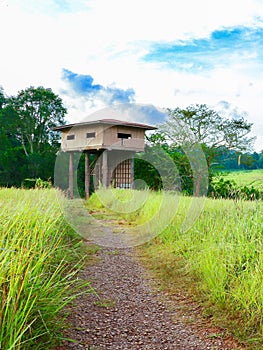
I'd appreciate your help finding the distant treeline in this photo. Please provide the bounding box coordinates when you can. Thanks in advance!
[214,147,263,171]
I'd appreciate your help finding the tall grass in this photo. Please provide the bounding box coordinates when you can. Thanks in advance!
[88,189,263,344]
[222,169,263,191]
[0,188,90,350]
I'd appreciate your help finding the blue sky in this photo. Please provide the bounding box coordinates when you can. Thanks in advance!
[143,27,263,72]
[62,69,135,104]
[0,0,263,151]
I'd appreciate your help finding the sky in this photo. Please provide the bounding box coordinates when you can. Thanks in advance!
[0,0,263,151]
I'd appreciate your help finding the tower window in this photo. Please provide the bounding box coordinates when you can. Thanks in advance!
[67,134,75,140]
[117,132,131,139]
[87,132,96,138]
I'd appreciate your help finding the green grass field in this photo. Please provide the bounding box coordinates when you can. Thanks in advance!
[88,189,263,348]
[2,186,263,348]
[221,169,263,190]
[0,188,91,350]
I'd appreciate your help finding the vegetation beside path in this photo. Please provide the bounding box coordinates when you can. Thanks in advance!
[88,189,263,349]
[0,188,91,350]
[2,187,262,348]
[222,169,263,191]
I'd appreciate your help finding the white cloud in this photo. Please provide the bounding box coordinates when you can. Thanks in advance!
[0,0,263,151]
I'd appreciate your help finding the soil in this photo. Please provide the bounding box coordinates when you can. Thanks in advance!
[56,239,245,350]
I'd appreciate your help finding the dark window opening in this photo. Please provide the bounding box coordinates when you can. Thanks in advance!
[67,134,75,140]
[87,132,96,138]
[117,132,132,139]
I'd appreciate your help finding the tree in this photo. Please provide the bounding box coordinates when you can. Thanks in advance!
[258,151,263,169]
[142,133,194,193]
[6,86,66,156]
[134,133,204,194]
[144,104,255,196]
[161,104,255,168]
[0,86,67,186]
[0,88,26,186]
[0,87,5,109]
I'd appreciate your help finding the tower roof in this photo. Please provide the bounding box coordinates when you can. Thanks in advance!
[52,118,157,131]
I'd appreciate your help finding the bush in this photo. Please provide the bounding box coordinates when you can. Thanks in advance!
[22,177,52,189]
[209,177,263,200]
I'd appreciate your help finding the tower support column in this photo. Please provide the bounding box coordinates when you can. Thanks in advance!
[69,152,74,199]
[85,151,90,199]
[102,150,108,187]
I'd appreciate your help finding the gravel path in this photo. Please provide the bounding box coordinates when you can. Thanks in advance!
[59,243,243,350]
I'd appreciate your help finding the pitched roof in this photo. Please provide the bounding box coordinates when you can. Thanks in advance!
[52,118,157,131]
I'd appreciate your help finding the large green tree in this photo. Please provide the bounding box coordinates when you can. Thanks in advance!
[140,104,255,195]
[0,87,4,109]
[0,86,67,186]
[161,104,255,168]
[7,86,66,156]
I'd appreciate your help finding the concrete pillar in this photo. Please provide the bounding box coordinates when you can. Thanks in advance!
[102,150,108,187]
[131,155,135,189]
[85,152,90,199]
[69,152,74,199]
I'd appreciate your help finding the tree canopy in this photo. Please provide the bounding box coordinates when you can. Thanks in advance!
[5,86,66,156]
[136,104,258,195]
[164,104,254,148]
[159,104,255,168]
[0,86,67,186]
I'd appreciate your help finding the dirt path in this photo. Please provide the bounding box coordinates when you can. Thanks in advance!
[60,241,243,350]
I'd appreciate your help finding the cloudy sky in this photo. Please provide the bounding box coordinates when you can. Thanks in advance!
[1,0,263,151]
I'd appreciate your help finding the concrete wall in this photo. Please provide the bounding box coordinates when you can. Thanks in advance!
[60,124,146,152]
[61,124,104,151]
[103,126,145,151]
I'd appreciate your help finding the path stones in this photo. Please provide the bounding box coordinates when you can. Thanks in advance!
[62,246,241,350]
